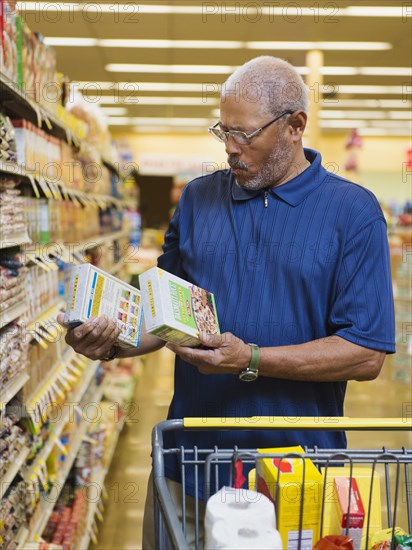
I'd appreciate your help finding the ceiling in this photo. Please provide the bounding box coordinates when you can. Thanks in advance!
[17,0,412,136]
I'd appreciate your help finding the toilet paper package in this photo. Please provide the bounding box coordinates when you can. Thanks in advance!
[204,487,282,549]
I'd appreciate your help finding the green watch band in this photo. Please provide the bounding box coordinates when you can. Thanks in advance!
[239,343,260,382]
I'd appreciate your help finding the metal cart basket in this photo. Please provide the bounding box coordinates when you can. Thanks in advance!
[152,417,412,550]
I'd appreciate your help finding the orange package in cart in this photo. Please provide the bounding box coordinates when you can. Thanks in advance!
[256,446,323,550]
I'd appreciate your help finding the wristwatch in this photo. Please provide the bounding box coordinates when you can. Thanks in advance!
[103,344,119,362]
[239,343,260,382]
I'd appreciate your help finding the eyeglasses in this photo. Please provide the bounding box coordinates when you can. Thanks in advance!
[208,110,294,145]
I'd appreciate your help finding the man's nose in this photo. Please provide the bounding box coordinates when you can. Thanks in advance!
[224,135,242,155]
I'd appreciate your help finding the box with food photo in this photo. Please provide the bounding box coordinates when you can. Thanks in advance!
[64,264,143,348]
[139,267,220,347]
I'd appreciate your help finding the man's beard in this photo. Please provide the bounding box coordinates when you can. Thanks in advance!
[228,134,295,191]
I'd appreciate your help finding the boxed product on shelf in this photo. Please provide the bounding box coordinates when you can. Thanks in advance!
[256,445,323,549]
[0,254,26,313]
[0,184,26,237]
[24,263,58,323]
[0,0,18,82]
[0,479,30,547]
[64,264,143,348]
[0,110,17,163]
[139,267,220,347]
[0,321,29,388]
[0,412,28,478]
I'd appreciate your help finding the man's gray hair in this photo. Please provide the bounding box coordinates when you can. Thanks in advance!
[222,56,309,117]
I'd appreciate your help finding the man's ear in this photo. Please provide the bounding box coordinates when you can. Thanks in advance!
[288,111,307,141]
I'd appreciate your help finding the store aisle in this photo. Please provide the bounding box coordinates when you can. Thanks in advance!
[93,347,175,550]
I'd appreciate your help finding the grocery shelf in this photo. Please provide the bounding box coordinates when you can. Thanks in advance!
[24,359,99,477]
[0,445,31,500]
[25,417,91,542]
[0,301,27,330]
[0,230,31,249]
[0,160,28,179]
[15,525,29,550]
[24,377,104,543]
[78,416,126,549]
[0,72,81,149]
[27,299,65,331]
[72,229,131,253]
[0,372,30,410]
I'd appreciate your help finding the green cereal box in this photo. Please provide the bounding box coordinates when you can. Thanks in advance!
[139,267,220,347]
[64,264,143,348]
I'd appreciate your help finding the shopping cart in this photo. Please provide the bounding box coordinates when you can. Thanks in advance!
[152,417,412,550]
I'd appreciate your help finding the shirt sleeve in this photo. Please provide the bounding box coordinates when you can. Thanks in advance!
[328,217,395,353]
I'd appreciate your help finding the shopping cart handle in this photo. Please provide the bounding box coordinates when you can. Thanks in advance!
[183,416,411,430]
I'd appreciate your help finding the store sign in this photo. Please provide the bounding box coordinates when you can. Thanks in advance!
[138,153,226,176]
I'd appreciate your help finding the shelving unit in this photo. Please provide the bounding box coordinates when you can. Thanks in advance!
[0,372,30,410]
[78,415,126,550]
[1,36,139,547]
[0,301,27,330]
[0,445,31,500]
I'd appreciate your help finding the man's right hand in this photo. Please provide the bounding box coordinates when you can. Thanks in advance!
[57,313,121,361]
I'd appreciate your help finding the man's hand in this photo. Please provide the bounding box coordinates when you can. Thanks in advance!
[166,332,251,375]
[57,313,121,361]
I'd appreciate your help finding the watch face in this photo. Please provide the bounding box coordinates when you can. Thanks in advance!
[240,369,258,382]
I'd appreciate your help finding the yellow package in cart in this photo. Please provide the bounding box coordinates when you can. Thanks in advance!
[256,446,323,550]
[64,264,143,348]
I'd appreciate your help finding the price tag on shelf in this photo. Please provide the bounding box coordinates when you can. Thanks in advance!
[37,176,53,199]
[27,174,41,198]
[52,435,68,456]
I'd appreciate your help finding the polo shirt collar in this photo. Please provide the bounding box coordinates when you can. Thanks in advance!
[231,148,326,206]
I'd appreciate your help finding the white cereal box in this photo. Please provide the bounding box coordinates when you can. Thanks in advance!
[64,264,143,348]
[138,267,220,347]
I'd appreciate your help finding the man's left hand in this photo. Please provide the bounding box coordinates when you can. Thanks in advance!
[166,332,251,375]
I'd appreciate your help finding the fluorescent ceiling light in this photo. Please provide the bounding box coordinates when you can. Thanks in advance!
[99,39,243,49]
[107,117,212,126]
[358,128,412,136]
[99,107,128,115]
[17,4,411,18]
[320,110,412,120]
[131,126,205,133]
[95,96,218,106]
[321,67,411,76]
[106,64,235,74]
[344,7,411,17]
[247,41,391,51]
[321,99,412,108]
[44,37,97,47]
[77,81,204,92]
[334,86,410,94]
[45,37,393,52]
[319,120,368,128]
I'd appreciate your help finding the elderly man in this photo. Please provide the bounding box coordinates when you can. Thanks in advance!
[59,56,395,548]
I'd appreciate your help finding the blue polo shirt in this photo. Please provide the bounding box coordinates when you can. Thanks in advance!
[157,148,395,496]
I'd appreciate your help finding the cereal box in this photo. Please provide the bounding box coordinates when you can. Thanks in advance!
[64,264,143,348]
[256,446,323,550]
[138,267,220,347]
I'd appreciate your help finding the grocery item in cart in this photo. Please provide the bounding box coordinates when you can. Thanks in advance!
[139,267,220,347]
[256,445,323,550]
[64,264,143,348]
[204,486,282,549]
[322,467,382,543]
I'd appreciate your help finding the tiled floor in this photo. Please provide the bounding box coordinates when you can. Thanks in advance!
[93,352,411,550]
